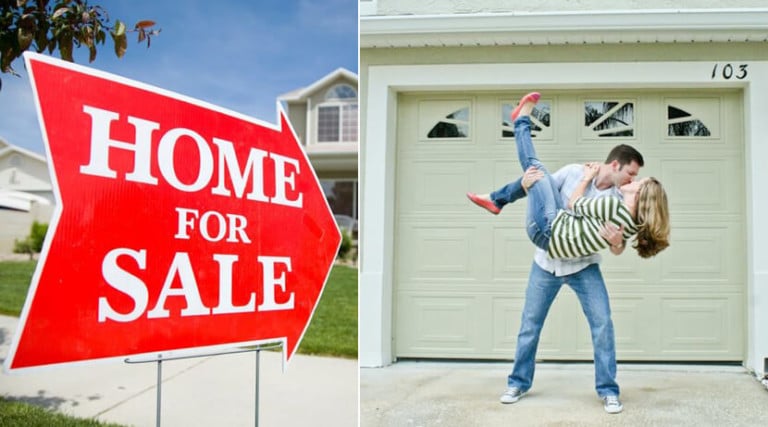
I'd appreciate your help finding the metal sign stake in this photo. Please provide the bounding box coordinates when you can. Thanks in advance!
[125,344,280,427]
[255,348,260,427]
[156,355,162,427]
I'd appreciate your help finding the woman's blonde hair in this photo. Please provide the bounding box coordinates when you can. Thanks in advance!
[633,177,670,258]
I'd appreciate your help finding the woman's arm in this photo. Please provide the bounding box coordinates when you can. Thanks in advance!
[567,163,599,209]
[601,223,626,255]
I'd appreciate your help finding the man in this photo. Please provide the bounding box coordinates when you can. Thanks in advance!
[467,144,644,414]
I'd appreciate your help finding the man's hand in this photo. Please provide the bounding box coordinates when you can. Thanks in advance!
[522,166,545,193]
[600,222,625,255]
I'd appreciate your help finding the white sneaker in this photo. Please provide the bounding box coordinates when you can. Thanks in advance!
[603,395,623,414]
[499,387,526,404]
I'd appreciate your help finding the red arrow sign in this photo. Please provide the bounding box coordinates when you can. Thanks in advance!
[4,52,341,372]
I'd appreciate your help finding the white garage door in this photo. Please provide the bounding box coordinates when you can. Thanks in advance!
[394,90,745,361]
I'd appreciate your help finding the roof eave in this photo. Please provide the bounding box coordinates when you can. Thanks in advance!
[360,8,768,48]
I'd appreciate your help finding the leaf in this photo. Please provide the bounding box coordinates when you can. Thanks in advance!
[112,19,126,37]
[134,20,156,29]
[110,32,127,58]
[59,33,74,62]
[52,7,70,20]
[17,14,36,51]
[17,27,34,51]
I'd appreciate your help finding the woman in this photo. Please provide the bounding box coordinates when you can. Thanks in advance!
[511,92,670,259]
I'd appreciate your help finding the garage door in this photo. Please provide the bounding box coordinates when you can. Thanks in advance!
[394,90,745,361]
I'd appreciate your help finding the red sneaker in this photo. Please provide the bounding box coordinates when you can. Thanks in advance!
[466,192,501,215]
[510,92,541,121]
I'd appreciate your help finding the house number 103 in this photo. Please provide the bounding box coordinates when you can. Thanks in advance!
[711,63,748,80]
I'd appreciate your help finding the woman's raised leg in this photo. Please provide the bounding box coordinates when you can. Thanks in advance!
[512,93,562,250]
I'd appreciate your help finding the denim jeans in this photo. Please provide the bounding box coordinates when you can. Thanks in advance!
[489,177,526,209]
[507,262,620,397]
[489,117,562,216]
[513,116,563,252]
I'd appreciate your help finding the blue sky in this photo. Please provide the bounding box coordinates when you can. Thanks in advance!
[0,0,359,155]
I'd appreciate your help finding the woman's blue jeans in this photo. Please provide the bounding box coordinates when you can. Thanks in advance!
[508,262,620,398]
[513,116,563,251]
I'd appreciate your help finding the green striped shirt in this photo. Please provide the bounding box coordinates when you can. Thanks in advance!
[547,196,637,259]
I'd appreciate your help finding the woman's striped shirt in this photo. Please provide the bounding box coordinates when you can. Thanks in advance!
[547,196,638,259]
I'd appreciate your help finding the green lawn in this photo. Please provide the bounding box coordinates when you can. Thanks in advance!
[0,260,36,317]
[298,264,358,358]
[0,397,124,427]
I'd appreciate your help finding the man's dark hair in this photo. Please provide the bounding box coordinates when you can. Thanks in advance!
[605,144,644,167]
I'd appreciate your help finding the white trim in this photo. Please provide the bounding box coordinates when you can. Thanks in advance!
[278,68,358,102]
[360,9,768,47]
[359,0,377,17]
[0,145,47,163]
[360,61,768,376]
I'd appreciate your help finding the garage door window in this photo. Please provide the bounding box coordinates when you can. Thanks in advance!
[501,101,551,138]
[584,101,634,137]
[667,105,712,137]
[427,107,470,138]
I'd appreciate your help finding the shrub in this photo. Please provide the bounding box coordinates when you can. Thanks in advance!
[338,229,352,259]
[12,221,49,260]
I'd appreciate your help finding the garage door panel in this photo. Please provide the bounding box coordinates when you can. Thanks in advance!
[491,223,540,282]
[659,296,742,358]
[660,157,742,214]
[397,223,480,282]
[395,294,480,356]
[491,297,526,354]
[535,291,583,357]
[611,297,658,358]
[398,159,477,213]
[659,223,743,286]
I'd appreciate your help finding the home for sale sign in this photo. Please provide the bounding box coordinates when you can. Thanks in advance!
[4,52,341,372]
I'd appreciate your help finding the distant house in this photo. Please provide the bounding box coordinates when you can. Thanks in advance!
[0,137,54,254]
[279,68,359,237]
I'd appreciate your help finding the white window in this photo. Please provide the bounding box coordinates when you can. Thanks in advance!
[317,84,358,143]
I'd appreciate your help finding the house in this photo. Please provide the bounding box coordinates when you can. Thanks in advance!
[279,67,359,237]
[359,0,768,384]
[0,137,54,254]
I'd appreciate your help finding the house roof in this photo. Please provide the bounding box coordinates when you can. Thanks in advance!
[278,68,358,102]
[361,8,768,48]
[0,143,47,164]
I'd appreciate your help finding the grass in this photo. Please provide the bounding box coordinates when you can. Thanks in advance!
[0,259,36,316]
[0,397,124,427]
[298,264,357,358]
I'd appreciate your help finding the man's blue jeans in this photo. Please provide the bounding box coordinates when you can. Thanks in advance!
[507,262,620,398]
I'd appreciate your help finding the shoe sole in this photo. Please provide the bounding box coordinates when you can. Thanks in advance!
[510,92,541,121]
[466,192,500,215]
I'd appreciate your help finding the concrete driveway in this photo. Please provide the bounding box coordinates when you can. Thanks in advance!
[361,361,768,426]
